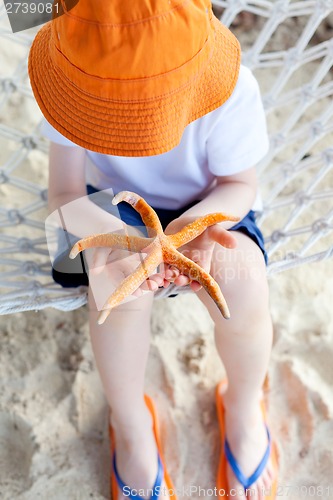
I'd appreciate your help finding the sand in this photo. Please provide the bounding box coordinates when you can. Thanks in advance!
[1,8,333,500]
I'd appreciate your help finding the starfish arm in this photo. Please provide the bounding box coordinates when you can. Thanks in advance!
[112,191,163,237]
[98,246,163,324]
[168,213,240,248]
[69,233,152,259]
[164,249,230,319]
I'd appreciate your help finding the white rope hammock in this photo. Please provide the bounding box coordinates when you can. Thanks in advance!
[0,0,332,315]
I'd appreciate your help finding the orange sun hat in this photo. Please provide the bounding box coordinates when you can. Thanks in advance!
[28,0,241,157]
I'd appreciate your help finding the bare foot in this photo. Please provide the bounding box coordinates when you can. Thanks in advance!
[221,392,277,499]
[111,407,170,500]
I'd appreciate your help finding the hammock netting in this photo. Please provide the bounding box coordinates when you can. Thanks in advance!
[0,0,332,315]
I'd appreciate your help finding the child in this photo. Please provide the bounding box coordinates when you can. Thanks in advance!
[29,0,278,498]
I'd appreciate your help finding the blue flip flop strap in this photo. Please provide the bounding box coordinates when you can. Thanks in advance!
[113,451,164,500]
[225,425,271,490]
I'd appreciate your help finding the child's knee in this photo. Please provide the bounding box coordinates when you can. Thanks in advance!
[211,249,269,307]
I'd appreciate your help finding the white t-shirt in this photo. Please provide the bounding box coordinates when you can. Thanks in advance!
[41,65,269,211]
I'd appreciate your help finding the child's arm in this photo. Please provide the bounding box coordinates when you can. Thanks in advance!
[48,142,163,291]
[161,167,257,289]
[48,142,129,238]
[179,167,257,228]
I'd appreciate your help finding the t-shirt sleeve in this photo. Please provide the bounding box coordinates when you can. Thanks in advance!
[206,65,269,176]
[40,119,80,147]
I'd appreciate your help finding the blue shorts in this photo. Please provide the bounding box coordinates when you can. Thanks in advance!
[52,185,267,288]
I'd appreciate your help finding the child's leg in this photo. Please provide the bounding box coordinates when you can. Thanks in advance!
[197,232,276,499]
[88,289,169,499]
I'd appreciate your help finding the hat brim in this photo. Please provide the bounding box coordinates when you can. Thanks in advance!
[28,16,240,157]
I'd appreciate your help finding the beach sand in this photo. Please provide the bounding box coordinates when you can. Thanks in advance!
[1,10,333,500]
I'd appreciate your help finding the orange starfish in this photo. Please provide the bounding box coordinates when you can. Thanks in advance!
[69,191,239,325]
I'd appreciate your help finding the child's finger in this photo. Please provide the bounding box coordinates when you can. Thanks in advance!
[190,280,202,292]
[209,226,237,249]
[90,248,110,275]
[146,273,164,287]
[139,279,159,291]
[174,274,191,286]
[165,265,180,281]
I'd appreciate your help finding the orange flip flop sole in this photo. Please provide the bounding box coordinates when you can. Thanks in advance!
[215,379,279,499]
[109,394,177,500]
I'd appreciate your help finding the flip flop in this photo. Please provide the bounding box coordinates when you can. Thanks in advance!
[215,379,279,499]
[109,394,177,500]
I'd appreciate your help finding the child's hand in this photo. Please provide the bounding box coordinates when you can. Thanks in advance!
[89,246,164,293]
[156,216,237,291]
[84,225,163,307]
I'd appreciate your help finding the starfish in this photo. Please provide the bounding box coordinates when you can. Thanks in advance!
[69,191,239,325]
